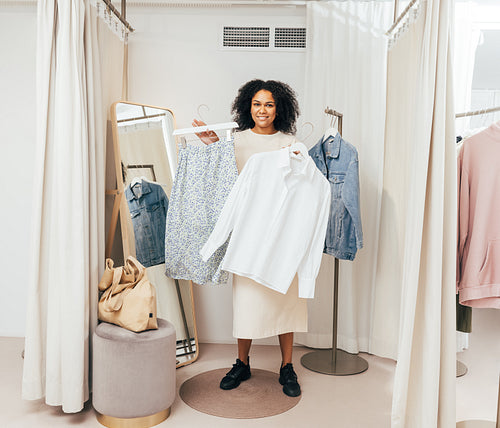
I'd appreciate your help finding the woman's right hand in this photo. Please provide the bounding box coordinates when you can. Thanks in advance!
[192,119,220,145]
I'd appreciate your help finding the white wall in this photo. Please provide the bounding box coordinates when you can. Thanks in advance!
[127,5,307,128]
[126,4,307,345]
[0,5,37,337]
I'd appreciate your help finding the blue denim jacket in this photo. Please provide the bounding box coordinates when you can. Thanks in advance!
[309,133,363,260]
[125,179,169,268]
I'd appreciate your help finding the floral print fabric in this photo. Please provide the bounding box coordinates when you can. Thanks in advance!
[164,138,238,284]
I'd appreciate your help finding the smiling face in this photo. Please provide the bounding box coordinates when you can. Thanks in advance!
[250,90,277,134]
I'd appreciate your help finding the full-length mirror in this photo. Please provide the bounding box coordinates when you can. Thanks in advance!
[110,101,198,367]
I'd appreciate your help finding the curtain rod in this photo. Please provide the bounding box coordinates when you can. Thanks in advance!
[386,0,418,35]
[101,0,135,32]
[0,1,135,31]
[455,106,500,118]
[127,0,307,6]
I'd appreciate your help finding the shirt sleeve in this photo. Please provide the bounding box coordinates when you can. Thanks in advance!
[199,157,254,261]
[456,145,469,289]
[342,158,363,250]
[296,182,331,298]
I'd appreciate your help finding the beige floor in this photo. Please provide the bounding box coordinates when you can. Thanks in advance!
[1,308,498,428]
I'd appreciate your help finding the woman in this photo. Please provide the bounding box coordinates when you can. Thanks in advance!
[194,79,304,397]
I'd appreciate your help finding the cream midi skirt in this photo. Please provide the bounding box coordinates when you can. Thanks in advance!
[232,274,308,339]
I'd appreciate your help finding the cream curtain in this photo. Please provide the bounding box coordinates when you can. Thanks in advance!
[296,1,395,357]
[454,1,481,137]
[453,1,481,353]
[385,1,456,426]
[22,1,124,413]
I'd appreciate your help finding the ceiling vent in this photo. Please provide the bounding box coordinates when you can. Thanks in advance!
[223,27,270,48]
[274,27,306,48]
[222,26,306,50]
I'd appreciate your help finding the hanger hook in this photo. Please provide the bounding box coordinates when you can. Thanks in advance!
[325,106,337,128]
[197,104,210,123]
[299,121,314,142]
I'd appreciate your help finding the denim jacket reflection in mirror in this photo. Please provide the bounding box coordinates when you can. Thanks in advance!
[308,133,363,261]
[125,179,169,268]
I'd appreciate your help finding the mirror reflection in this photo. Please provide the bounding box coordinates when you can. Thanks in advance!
[112,101,198,367]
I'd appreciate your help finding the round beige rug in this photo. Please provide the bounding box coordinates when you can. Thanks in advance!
[179,368,301,418]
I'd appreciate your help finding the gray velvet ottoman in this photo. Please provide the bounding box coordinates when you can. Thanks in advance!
[92,318,176,428]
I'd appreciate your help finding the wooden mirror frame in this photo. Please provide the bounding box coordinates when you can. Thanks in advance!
[107,100,199,368]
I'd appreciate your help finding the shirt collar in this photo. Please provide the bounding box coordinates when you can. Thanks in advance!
[277,142,315,179]
[126,179,152,201]
[322,132,341,159]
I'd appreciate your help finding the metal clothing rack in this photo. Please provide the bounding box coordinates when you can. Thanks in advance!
[455,107,470,379]
[455,106,500,428]
[454,106,499,377]
[301,108,369,376]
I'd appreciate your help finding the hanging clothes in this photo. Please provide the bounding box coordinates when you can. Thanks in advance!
[457,120,500,308]
[200,142,330,299]
[164,138,238,285]
[125,179,169,268]
[308,132,363,260]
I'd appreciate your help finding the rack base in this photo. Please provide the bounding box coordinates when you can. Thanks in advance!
[301,349,368,376]
[457,360,468,377]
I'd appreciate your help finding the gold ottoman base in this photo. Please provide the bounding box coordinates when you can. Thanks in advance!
[96,407,170,428]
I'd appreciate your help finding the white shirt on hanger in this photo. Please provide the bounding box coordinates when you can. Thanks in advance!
[200,143,331,299]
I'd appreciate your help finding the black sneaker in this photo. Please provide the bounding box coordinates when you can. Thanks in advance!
[220,358,251,390]
[279,363,301,397]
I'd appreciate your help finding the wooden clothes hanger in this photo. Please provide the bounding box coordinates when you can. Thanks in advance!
[172,122,239,137]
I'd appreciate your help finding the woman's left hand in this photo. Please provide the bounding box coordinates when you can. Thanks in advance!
[192,119,220,145]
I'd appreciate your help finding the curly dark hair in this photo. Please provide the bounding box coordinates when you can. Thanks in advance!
[231,79,300,134]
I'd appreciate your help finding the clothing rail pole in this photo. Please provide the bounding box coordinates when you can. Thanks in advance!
[332,114,343,366]
[301,109,368,376]
[455,105,500,118]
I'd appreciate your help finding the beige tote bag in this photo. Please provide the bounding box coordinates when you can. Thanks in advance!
[98,256,158,332]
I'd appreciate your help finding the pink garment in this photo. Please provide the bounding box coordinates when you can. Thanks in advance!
[457,121,500,308]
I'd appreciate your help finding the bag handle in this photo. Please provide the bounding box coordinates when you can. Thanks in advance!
[100,257,146,312]
[125,256,146,282]
[98,258,115,291]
